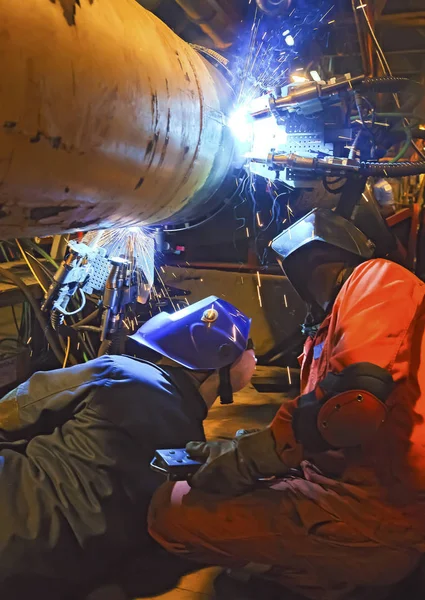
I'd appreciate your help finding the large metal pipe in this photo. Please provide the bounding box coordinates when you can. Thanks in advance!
[0,0,235,240]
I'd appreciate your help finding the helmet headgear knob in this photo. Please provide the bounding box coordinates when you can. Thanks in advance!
[202,308,219,324]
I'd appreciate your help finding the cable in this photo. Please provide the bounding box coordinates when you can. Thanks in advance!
[24,252,55,281]
[15,239,48,294]
[24,302,31,344]
[10,306,21,339]
[0,337,26,347]
[71,308,100,328]
[323,176,348,194]
[359,77,424,98]
[74,325,102,333]
[412,141,425,162]
[359,160,425,177]
[357,5,391,74]
[21,244,82,361]
[58,335,77,366]
[0,265,64,365]
[391,128,412,163]
[24,239,59,269]
[163,171,248,232]
[62,336,71,368]
[98,339,112,357]
[0,244,8,263]
[79,331,96,360]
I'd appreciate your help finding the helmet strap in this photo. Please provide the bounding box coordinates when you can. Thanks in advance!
[218,365,233,405]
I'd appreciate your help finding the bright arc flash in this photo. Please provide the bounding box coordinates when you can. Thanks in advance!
[228,105,253,144]
[230,99,287,161]
[250,115,287,159]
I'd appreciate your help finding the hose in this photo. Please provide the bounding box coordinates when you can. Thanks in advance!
[75,325,102,334]
[51,309,64,331]
[24,239,59,269]
[98,339,112,357]
[391,128,412,163]
[359,161,425,177]
[359,76,424,95]
[71,308,100,329]
[110,328,127,355]
[62,336,71,368]
[0,265,64,365]
[358,77,425,112]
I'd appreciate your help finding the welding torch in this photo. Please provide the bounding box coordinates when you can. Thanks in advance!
[41,249,84,313]
[254,153,361,176]
[100,258,138,341]
[251,74,365,119]
[254,152,425,179]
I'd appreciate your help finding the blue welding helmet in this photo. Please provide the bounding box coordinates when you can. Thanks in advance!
[130,296,251,371]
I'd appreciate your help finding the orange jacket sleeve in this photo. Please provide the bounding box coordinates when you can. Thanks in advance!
[270,259,425,466]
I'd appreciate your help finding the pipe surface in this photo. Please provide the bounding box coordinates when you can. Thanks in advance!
[0,0,234,240]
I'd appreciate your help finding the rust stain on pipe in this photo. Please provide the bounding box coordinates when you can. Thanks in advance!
[50,0,78,27]
[0,0,234,240]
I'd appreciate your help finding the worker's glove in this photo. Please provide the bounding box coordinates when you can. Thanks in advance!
[186,428,288,496]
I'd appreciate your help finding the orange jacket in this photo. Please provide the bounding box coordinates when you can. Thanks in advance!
[271,258,425,548]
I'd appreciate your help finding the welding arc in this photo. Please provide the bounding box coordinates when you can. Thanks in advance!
[0,266,64,365]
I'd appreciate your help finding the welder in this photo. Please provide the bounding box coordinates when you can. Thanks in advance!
[0,296,256,600]
[149,208,425,600]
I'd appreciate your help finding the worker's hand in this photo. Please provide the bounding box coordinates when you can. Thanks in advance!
[186,428,289,496]
[186,439,242,495]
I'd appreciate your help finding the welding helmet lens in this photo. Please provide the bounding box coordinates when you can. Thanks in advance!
[271,208,375,302]
[130,296,251,371]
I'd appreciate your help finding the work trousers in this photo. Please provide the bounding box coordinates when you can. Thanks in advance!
[149,475,421,600]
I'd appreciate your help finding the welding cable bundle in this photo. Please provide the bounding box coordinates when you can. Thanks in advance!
[0,239,126,368]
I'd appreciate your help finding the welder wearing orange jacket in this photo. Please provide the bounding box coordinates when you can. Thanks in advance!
[149,207,425,600]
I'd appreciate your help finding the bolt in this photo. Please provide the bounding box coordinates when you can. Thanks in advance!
[357,394,363,402]
[202,308,219,324]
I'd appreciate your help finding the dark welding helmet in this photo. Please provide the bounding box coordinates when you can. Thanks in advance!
[271,208,375,302]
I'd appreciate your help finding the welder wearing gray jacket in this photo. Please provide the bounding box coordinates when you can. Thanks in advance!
[0,296,255,600]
